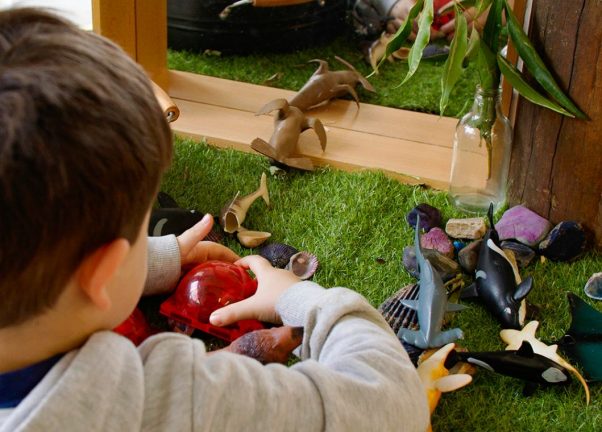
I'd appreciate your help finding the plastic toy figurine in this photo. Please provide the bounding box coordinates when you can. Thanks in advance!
[397,215,465,349]
[446,341,571,397]
[251,99,326,171]
[160,261,265,342]
[219,172,271,247]
[217,325,304,365]
[501,320,590,404]
[288,56,375,111]
[149,192,223,243]
[113,307,156,346]
[219,0,325,20]
[461,203,533,329]
[416,343,472,432]
[556,293,602,383]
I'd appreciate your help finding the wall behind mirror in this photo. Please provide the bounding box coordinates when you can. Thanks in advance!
[0,0,92,29]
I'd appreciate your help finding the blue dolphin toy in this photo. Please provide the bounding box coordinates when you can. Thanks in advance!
[397,215,465,349]
[462,203,533,329]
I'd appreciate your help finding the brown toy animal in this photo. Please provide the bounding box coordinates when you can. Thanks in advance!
[252,98,326,171]
[219,326,304,365]
[289,56,375,111]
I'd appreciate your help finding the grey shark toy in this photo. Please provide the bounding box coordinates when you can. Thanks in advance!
[397,216,465,349]
[462,204,533,329]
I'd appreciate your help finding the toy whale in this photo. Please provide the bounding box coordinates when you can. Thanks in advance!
[288,56,375,111]
[461,203,533,329]
[251,99,326,171]
[397,215,465,349]
[446,341,571,397]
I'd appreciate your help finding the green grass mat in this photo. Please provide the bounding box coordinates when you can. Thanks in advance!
[160,137,602,431]
[168,35,479,117]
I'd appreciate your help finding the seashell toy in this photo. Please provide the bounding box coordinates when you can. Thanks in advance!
[258,243,300,269]
[285,251,319,280]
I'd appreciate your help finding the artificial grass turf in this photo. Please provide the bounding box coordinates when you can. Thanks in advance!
[160,137,602,432]
[167,34,479,117]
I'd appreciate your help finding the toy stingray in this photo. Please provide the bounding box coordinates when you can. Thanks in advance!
[555,293,602,383]
[252,99,326,171]
[288,56,375,111]
[461,203,533,329]
[219,172,271,248]
[416,343,472,432]
[500,320,590,404]
[397,215,465,349]
[445,341,572,397]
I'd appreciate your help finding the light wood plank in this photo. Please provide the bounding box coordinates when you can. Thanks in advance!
[135,0,168,88]
[92,0,136,58]
[168,70,457,148]
[171,98,452,189]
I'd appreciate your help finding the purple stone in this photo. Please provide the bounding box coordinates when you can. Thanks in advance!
[420,227,454,258]
[538,221,589,262]
[406,203,442,231]
[495,205,553,247]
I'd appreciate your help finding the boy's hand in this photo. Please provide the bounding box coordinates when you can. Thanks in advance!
[209,255,300,326]
[177,214,239,267]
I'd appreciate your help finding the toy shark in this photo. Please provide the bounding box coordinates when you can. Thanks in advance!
[416,343,472,431]
[288,56,375,111]
[251,99,326,171]
[501,320,590,404]
[461,203,533,329]
[397,216,465,349]
[220,173,271,248]
[446,341,571,397]
[556,293,602,383]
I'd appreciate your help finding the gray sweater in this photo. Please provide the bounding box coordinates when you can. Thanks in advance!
[0,236,429,431]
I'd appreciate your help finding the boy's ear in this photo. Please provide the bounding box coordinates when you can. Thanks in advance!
[76,239,131,310]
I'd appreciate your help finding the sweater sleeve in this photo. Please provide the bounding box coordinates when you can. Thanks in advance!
[138,282,429,432]
[143,235,181,296]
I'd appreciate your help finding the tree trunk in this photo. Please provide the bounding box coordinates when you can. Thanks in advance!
[508,0,602,249]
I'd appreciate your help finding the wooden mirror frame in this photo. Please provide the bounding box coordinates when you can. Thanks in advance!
[92,0,528,190]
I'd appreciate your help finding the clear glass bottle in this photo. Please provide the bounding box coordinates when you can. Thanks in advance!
[449,86,513,213]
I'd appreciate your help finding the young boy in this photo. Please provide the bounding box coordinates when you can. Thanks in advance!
[0,8,428,431]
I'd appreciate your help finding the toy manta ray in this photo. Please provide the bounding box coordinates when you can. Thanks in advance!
[397,215,465,349]
[445,341,571,397]
[501,320,590,404]
[461,203,533,329]
[555,293,602,383]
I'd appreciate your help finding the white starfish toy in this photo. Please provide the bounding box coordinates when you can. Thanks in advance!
[500,320,590,404]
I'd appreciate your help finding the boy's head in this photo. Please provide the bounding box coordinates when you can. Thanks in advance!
[0,8,173,328]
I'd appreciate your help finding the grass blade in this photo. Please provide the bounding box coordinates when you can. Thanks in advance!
[372,0,424,75]
[504,1,587,119]
[497,53,574,117]
[400,0,435,86]
[440,5,468,115]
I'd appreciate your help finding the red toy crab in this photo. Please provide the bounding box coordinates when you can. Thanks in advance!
[113,307,156,346]
[160,261,265,342]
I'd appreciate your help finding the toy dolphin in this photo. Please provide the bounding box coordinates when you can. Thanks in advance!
[446,341,571,397]
[251,99,326,171]
[288,56,375,111]
[501,320,590,404]
[149,192,223,242]
[461,203,533,329]
[397,216,465,349]
[220,173,271,248]
[556,293,602,383]
[416,343,472,432]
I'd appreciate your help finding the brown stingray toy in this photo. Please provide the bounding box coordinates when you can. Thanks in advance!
[288,56,375,111]
[219,326,304,364]
[252,98,326,171]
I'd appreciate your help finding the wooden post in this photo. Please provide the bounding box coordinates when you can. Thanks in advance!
[508,0,602,248]
[92,0,167,88]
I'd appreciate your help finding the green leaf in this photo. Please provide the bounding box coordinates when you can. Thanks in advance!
[497,53,574,117]
[504,1,587,119]
[399,0,435,86]
[476,36,499,90]
[463,26,481,67]
[440,5,468,115]
[476,0,494,15]
[437,0,476,15]
[482,0,504,55]
[372,0,424,74]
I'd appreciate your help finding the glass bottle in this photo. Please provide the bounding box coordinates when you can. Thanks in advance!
[449,86,513,213]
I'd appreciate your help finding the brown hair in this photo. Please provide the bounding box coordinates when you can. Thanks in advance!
[0,8,173,327]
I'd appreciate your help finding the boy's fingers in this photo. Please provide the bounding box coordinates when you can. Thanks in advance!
[210,297,256,327]
[202,243,240,263]
[177,214,213,251]
[234,255,273,273]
